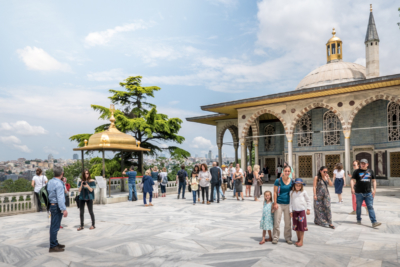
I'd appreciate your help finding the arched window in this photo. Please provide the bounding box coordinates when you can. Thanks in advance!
[297,113,312,147]
[264,125,275,151]
[324,111,341,146]
[388,102,400,141]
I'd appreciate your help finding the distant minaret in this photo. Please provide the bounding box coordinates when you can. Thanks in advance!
[365,4,380,78]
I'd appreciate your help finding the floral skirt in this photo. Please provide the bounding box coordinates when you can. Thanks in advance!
[292,210,308,232]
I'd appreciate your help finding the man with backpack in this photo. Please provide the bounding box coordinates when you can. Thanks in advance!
[47,166,68,252]
[209,162,221,203]
[123,166,137,201]
[176,165,188,199]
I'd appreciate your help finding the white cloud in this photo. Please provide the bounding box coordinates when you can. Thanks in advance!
[87,68,127,82]
[160,144,168,149]
[0,136,31,153]
[0,121,48,136]
[17,46,71,72]
[43,146,59,155]
[0,136,21,144]
[354,58,366,67]
[13,145,31,153]
[190,136,214,149]
[84,21,150,46]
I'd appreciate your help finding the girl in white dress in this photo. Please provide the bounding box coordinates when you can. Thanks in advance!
[259,191,274,244]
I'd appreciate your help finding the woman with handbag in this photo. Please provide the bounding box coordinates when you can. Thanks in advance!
[244,166,253,197]
[31,168,47,212]
[77,170,96,231]
[234,166,244,201]
[253,165,262,201]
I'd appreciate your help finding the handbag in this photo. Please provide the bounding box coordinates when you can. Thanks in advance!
[188,181,192,192]
[257,178,263,186]
[74,195,80,209]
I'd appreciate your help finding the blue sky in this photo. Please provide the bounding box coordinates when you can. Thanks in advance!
[0,0,399,161]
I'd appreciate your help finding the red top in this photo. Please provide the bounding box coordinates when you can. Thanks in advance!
[65,183,71,192]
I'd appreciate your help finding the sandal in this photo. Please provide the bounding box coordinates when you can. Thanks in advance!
[259,240,265,245]
[77,227,84,231]
[329,225,335,229]
[89,226,96,230]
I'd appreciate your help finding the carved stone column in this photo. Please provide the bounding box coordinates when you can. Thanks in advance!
[254,140,259,166]
[287,134,293,167]
[343,130,351,178]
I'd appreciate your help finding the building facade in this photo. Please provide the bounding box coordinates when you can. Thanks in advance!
[187,6,400,186]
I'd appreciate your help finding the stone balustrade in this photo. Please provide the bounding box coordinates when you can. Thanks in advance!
[0,191,36,216]
[0,179,184,216]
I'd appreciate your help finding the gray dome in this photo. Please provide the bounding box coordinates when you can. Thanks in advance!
[296,60,366,90]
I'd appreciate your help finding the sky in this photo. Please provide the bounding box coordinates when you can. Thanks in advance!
[0,0,399,161]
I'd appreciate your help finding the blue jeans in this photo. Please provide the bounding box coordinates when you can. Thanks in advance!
[213,186,225,200]
[160,184,166,193]
[233,179,236,196]
[128,183,137,201]
[356,192,376,223]
[192,190,197,203]
[178,182,186,198]
[49,204,63,248]
[143,192,152,204]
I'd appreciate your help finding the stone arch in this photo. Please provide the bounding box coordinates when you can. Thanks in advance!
[289,102,346,133]
[241,108,287,138]
[218,123,239,146]
[347,94,400,129]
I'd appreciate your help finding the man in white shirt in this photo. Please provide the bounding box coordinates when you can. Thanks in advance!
[31,168,48,212]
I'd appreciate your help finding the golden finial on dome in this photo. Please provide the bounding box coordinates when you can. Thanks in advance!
[84,139,88,147]
[370,4,372,12]
[332,28,336,36]
[137,141,141,147]
[109,104,116,129]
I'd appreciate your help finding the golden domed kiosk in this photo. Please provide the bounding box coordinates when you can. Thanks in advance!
[73,104,150,200]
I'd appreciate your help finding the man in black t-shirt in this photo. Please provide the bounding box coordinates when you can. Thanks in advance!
[262,166,269,182]
[351,159,381,228]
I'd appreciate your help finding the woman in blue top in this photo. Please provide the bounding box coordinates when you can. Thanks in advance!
[272,165,293,244]
[151,166,159,199]
[280,162,295,179]
[143,170,155,207]
[77,169,96,231]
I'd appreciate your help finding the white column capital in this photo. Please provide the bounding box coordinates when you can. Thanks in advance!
[343,130,351,139]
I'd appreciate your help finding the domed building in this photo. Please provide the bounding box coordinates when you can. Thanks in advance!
[187,5,400,186]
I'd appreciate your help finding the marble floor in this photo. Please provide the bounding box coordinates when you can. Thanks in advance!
[0,185,400,267]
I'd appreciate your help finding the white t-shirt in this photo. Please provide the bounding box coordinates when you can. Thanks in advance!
[277,167,283,173]
[32,175,48,193]
[333,169,344,178]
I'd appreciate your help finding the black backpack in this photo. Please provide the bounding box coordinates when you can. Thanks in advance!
[178,170,185,182]
[157,172,162,182]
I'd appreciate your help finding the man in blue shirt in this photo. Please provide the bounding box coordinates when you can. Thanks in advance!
[47,166,68,252]
[123,166,137,201]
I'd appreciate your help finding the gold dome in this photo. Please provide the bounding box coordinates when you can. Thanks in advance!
[326,28,343,63]
[327,28,342,42]
[74,105,149,152]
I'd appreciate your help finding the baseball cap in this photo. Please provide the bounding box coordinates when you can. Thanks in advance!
[360,159,368,164]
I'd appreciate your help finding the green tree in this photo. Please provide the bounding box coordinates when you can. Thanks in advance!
[14,178,33,192]
[70,76,190,173]
[25,161,30,164]
[1,179,15,192]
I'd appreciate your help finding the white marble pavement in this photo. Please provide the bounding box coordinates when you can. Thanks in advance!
[0,185,400,267]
